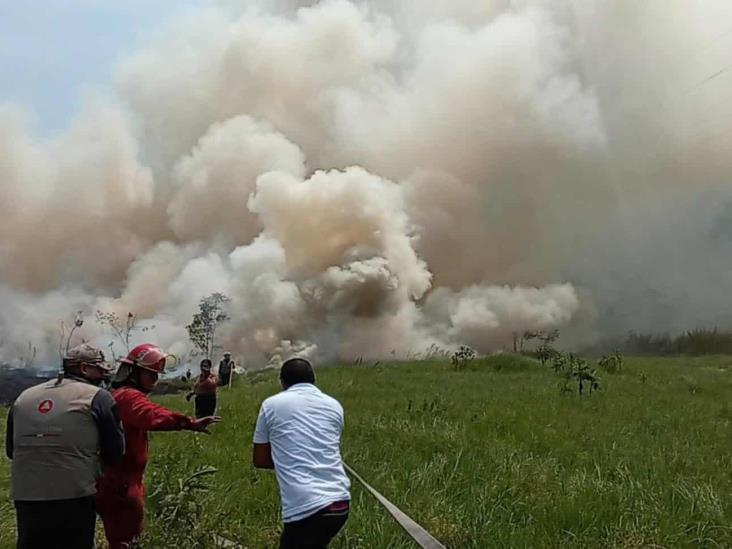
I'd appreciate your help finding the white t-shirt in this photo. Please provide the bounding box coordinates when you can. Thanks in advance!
[253,383,351,522]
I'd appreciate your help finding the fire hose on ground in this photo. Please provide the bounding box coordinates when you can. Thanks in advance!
[344,463,447,549]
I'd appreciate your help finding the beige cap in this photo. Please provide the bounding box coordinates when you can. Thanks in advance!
[65,343,113,371]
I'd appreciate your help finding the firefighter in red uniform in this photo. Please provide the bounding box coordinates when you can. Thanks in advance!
[96,343,220,548]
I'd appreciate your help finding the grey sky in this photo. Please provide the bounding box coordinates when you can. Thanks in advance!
[0,0,207,134]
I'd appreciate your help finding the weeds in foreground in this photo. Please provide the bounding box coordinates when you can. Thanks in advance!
[139,466,219,547]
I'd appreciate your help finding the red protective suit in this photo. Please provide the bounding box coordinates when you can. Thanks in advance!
[96,386,193,548]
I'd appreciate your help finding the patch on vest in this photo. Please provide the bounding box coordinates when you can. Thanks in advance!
[37,399,54,414]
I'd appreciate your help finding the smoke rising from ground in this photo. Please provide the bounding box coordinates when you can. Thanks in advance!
[2,0,731,367]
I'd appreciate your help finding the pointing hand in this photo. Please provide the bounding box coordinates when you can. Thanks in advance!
[190,415,222,434]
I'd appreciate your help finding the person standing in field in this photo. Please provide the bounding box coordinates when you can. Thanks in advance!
[192,358,218,418]
[253,357,351,549]
[5,344,124,549]
[96,343,221,549]
[218,351,235,387]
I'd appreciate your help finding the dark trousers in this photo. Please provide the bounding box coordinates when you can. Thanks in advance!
[219,370,231,386]
[194,393,217,418]
[280,501,349,549]
[15,495,96,549]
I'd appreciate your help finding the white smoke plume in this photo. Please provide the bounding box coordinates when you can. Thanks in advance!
[2,0,731,367]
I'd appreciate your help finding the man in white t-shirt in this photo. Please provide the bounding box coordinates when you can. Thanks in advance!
[253,358,351,549]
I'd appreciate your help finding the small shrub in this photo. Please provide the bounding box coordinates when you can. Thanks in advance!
[569,357,601,397]
[550,352,600,397]
[535,331,563,367]
[598,350,624,373]
[141,466,220,547]
[450,345,476,371]
[549,352,569,374]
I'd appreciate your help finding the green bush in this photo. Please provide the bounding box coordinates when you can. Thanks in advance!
[598,351,624,373]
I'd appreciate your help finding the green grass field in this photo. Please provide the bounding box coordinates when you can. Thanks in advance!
[3,355,732,548]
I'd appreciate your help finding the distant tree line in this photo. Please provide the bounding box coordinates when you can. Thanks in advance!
[589,328,732,356]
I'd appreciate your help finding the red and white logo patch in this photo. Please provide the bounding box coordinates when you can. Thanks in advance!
[37,399,54,414]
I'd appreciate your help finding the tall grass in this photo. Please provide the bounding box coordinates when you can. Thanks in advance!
[3,355,732,547]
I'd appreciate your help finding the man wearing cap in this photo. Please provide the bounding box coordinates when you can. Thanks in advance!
[218,351,235,387]
[5,343,124,549]
[96,343,220,549]
[253,357,351,548]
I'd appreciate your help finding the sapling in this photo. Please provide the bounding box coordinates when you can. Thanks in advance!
[186,293,231,360]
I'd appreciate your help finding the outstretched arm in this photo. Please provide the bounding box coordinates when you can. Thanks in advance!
[117,390,220,433]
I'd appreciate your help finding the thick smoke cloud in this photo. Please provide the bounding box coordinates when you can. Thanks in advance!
[2,0,731,367]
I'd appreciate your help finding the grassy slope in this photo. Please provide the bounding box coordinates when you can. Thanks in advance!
[2,355,732,548]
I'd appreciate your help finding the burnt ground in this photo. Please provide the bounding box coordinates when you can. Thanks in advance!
[0,368,189,406]
[0,368,54,406]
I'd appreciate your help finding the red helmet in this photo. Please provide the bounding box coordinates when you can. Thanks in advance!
[120,343,168,374]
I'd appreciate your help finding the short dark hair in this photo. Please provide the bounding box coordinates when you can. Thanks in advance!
[62,359,83,376]
[280,358,315,388]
